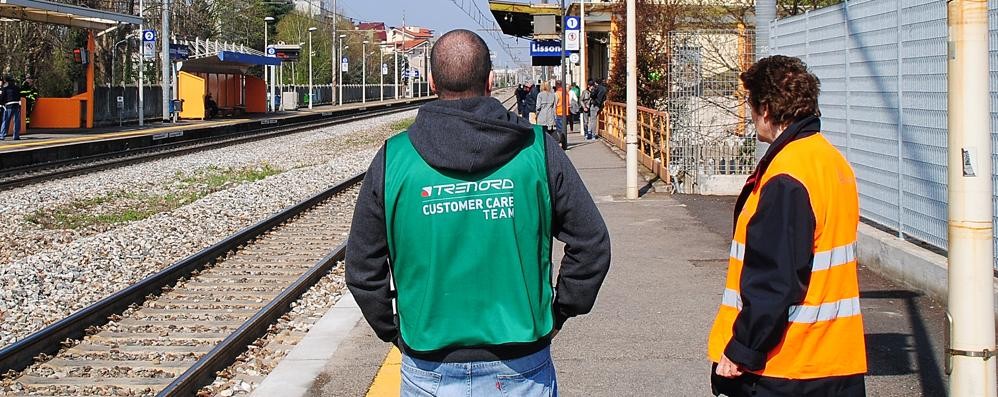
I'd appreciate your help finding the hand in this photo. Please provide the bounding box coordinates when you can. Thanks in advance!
[715,355,744,379]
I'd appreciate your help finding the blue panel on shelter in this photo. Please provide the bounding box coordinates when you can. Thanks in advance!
[217,51,281,66]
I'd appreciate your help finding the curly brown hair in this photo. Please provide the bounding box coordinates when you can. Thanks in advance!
[740,55,821,126]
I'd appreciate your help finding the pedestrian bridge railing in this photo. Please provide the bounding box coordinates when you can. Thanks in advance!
[601,101,672,190]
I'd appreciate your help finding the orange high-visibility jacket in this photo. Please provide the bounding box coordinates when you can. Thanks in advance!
[555,89,569,116]
[707,117,867,380]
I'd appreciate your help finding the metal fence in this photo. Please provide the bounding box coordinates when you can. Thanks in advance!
[88,83,431,126]
[667,30,757,194]
[769,0,960,255]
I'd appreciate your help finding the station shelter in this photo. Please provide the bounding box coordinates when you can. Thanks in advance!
[489,0,613,84]
[176,48,279,120]
[0,0,142,129]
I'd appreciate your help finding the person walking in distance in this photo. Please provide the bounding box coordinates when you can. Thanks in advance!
[346,29,611,397]
[708,55,866,396]
[587,79,607,140]
[0,76,22,141]
[19,76,37,127]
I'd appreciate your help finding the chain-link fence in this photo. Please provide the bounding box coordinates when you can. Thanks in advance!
[667,30,756,194]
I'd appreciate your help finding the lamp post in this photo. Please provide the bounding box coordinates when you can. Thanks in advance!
[308,26,316,109]
[394,44,399,99]
[379,42,386,102]
[362,40,369,103]
[338,35,346,105]
[264,16,275,112]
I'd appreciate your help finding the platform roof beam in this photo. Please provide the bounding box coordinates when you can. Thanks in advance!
[0,0,141,30]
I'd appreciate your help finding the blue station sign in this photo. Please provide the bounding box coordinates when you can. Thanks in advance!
[530,40,562,57]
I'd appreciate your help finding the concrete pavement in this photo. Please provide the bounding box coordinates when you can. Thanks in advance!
[292,134,949,396]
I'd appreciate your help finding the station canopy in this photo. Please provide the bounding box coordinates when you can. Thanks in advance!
[0,0,141,29]
[180,51,281,75]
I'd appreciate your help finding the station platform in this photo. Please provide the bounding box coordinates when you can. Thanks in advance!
[0,97,427,158]
[251,133,949,396]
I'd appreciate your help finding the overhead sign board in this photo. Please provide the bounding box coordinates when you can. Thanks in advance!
[169,44,190,60]
[530,40,562,57]
[271,44,301,62]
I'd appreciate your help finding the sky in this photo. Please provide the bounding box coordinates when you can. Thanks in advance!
[338,0,532,68]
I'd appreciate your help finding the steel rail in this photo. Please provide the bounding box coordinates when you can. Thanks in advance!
[0,172,364,376]
[0,100,430,190]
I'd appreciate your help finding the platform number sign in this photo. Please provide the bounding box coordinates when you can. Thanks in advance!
[142,30,156,61]
[564,16,581,52]
[341,57,349,72]
[267,47,277,56]
[382,63,388,75]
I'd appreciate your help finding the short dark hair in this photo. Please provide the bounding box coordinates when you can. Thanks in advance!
[430,30,492,97]
[740,55,821,126]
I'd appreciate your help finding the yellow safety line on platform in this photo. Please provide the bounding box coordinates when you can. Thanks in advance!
[366,346,402,397]
[0,119,249,150]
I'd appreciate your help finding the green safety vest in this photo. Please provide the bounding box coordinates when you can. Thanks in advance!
[384,126,554,352]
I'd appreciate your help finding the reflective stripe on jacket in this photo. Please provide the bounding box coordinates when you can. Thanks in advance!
[707,116,867,380]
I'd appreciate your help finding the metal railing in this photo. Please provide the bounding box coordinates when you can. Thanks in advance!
[601,101,672,189]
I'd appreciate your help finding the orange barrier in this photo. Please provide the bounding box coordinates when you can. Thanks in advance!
[178,72,206,120]
[31,97,84,128]
[27,32,95,129]
[245,77,266,113]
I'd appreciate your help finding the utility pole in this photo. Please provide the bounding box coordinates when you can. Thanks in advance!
[559,0,567,137]
[947,1,997,396]
[138,0,144,126]
[332,0,337,105]
[579,0,586,136]
[160,0,170,122]
[625,0,638,199]
[394,46,399,99]
[754,0,776,159]
[362,40,368,103]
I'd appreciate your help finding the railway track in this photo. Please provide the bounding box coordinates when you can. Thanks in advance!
[0,174,363,397]
[0,89,519,397]
[0,100,431,190]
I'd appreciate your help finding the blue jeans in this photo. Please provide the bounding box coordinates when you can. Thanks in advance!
[555,116,565,135]
[1,104,20,140]
[401,346,557,397]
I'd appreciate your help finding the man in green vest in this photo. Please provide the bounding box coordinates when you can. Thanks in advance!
[346,29,611,397]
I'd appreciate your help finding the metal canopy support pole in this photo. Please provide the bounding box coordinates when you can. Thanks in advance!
[138,0,144,126]
[625,0,638,199]
[947,1,997,396]
[160,0,170,122]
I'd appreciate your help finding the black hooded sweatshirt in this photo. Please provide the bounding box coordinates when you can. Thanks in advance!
[345,96,611,362]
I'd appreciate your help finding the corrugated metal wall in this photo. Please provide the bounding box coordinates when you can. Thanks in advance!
[769,0,957,255]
